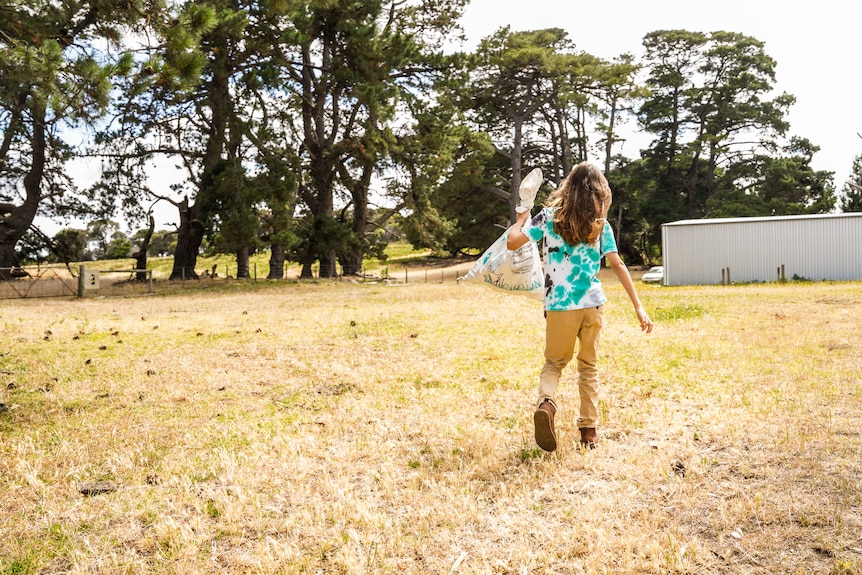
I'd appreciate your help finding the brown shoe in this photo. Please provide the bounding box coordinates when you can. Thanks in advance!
[534,400,557,452]
[579,427,598,449]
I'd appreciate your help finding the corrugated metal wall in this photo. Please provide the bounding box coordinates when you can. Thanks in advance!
[661,214,862,285]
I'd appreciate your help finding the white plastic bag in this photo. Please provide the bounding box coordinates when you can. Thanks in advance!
[458,227,544,301]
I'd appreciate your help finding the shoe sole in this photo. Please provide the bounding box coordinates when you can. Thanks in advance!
[534,409,557,452]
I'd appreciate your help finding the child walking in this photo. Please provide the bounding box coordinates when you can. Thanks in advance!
[507,162,653,451]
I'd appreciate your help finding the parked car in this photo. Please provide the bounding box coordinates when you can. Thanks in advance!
[641,266,664,284]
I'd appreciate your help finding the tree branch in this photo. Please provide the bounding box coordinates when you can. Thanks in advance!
[476,186,511,201]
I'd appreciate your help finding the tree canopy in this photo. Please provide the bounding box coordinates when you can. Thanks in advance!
[2,4,849,274]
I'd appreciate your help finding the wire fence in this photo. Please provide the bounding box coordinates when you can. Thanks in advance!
[1,261,475,300]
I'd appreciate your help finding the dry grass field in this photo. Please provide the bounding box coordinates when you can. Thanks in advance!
[1,272,861,574]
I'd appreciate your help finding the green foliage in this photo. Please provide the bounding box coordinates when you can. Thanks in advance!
[12,230,49,265]
[202,159,262,257]
[104,237,131,259]
[392,99,493,254]
[840,153,862,212]
[282,0,469,273]
[605,157,654,265]
[706,138,836,218]
[132,228,176,258]
[0,0,167,267]
[2,3,846,274]
[634,29,832,259]
[51,229,88,263]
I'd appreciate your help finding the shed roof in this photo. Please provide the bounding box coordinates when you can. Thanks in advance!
[663,212,862,227]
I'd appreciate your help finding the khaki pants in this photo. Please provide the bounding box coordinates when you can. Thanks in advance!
[537,306,603,429]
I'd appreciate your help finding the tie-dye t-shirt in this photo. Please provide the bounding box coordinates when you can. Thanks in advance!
[524,207,618,311]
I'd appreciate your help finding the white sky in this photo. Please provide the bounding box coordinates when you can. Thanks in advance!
[456,0,862,188]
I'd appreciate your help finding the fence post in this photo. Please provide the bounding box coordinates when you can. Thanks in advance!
[77,265,85,298]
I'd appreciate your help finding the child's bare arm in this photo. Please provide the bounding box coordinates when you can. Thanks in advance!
[506,210,531,250]
[606,252,653,333]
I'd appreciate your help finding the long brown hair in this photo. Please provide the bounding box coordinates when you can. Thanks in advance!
[547,162,612,245]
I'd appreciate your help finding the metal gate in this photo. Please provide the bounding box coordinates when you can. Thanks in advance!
[0,266,78,299]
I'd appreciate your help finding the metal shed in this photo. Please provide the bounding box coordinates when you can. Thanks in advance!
[660,213,862,286]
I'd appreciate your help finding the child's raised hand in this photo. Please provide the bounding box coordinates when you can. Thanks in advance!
[516,168,543,214]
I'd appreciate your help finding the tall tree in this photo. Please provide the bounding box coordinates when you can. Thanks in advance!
[131,214,155,281]
[840,152,862,212]
[706,138,835,217]
[0,0,155,276]
[89,1,219,279]
[463,27,572,222]
[637,30,798,248]
[535,47,607,183]
[587,55,646,254]
[279,0,466,277]
[637,29,707,237]
[392,82,494,255]
[96,0,294,280]
[592,55,645,175]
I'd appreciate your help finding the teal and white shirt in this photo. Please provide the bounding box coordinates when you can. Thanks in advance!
[524,207,618,311]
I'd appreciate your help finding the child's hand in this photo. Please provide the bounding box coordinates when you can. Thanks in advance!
[516,168,543,214]
[637,307,653,333]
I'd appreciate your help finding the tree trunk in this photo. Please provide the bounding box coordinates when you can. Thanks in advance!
[170,197,204,280]
[341,253,361,276]
[685,151,701,219]
[0,207,36,276]
[615,202,624,253]
[340,155,374,276]
[556,107,573,179]
[268,242,285,279]
[575,106,588,161]
[298,26,345,280]
[0,103,45,277]
[0,242,17,278]
[235,246,249,278]
[319,251,336,278]
[133,215,155,281]
[300,250,315,278]
[508,116,524,223]
[603,97,618,175]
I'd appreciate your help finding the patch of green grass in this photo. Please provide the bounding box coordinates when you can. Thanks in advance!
[2,558,35,575]
[501,416,520,430]
[832,558,859,575]
[204,499,221,519]
[651,303,706,321]
[518,446,546,460]
[412,377,443,389]
[79,241,437,281]
[379,241,431,262]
